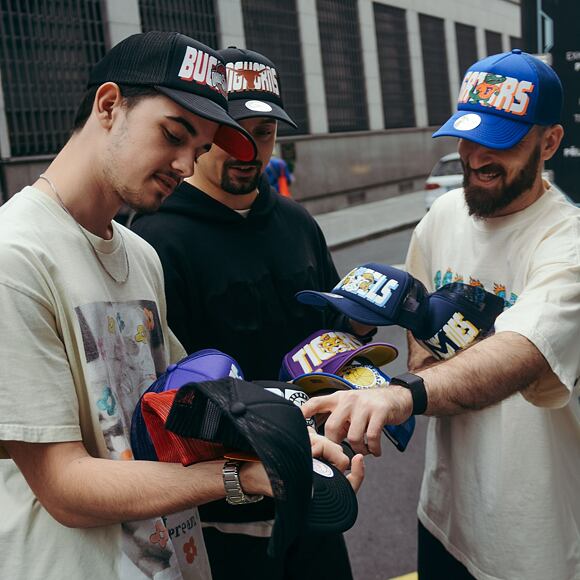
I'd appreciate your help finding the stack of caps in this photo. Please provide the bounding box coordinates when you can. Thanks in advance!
[279,330,415,452]
[130,350,358,559]
[296,263,505,360]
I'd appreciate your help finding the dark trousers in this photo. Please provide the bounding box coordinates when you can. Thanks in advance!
[203,527,353,580]
[418,520,475,580]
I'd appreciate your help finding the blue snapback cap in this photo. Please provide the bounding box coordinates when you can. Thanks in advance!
[433,49,563,149]
[296,263,429,334]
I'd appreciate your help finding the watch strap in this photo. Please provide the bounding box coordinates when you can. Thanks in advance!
[222,459,264,505]
[390,372,428,415]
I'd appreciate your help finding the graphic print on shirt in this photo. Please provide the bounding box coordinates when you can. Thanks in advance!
[76,300,209,580]
[433,269,518,308]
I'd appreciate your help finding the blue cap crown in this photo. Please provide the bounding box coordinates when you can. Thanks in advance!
[433,49,563,149]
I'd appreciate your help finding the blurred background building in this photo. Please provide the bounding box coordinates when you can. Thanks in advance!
[0,0,522,212]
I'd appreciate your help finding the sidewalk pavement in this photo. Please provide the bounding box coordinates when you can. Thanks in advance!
[314,190,426,250]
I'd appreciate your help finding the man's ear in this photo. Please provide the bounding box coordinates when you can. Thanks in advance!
[541,124,564,162]
[93,82,124,130]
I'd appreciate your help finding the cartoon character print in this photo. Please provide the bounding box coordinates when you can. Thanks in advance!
[340,268,375,294]
[469,277,484,288]
[468,73,507,106]
[318,332,353,355]
[493,283,518,308]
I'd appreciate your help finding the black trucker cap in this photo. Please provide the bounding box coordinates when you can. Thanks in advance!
[164,377,358,559]
[88,31,257,161]
[218,46,297,128]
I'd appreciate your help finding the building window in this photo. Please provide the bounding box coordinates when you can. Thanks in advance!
[485,30,503,55]
[419,14,451,126]
[455,23,478,79]
[316,0,368,132]
[241,0,309,136]
[0,1,106,157]
[373,3,415,129]
[510,36,523,50]
[139,0,218,48]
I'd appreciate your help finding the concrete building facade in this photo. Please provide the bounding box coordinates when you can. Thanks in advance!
[0,0,521,213]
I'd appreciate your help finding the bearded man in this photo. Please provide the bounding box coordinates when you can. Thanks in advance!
[302,50,580,580]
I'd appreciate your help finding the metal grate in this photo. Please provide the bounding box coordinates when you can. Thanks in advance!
[485,30,503,56]
[0,0,106,157]
[316,0,368,133]
[455,23,478,79]
[139,0,218,49]
[419,13,451,126]
[373,3,415,129]
[241,0,309,136]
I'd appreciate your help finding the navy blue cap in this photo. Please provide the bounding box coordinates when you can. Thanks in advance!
[433,49,563,149]
[415,283,505,359]
[296,263,429,334]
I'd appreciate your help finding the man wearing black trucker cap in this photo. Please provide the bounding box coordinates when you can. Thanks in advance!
[0,32,362,580]
[303,51,580,580]
[132,47,367,579]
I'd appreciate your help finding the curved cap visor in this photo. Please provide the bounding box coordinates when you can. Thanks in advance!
[307,458,358,533]
[296,291,390,326]
[156,85,257,161]
[432,110,533,150]
[227,99,298,128]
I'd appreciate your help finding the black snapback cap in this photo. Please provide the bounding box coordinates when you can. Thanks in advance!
[164,377,358,558]
[88,31,257,161]
[218,46,297,128]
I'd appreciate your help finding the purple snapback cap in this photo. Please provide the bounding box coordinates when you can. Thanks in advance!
[131,349,244,461]
[296,264,429,333]
[279,329,398,382]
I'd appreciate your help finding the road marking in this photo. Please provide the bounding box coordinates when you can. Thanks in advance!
[388,573,417,580]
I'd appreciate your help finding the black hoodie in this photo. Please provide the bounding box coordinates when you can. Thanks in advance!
[132,178,347,381]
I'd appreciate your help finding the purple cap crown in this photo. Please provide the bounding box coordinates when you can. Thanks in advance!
[279,329,397,381]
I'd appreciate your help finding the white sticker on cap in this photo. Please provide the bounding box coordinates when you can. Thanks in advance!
[245,100,273,112]
[312,458,334,478]
[453,113,482,131]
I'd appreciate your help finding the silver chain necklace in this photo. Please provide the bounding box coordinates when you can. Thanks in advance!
[39,174,130,284]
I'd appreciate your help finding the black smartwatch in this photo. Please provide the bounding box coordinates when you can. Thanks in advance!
[389,372,428,415]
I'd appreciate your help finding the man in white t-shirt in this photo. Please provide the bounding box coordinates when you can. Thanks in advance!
[0,32,362,580]
[302,50,580,580]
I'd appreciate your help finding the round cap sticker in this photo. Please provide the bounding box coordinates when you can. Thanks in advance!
[453,113,482,131]
[312,458,334,478]
[245,100,273,113]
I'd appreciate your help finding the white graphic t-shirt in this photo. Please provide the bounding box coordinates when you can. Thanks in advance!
[406,184,580,580]
[0,187,212,580]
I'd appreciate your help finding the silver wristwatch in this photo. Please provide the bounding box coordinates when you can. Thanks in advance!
[222,460,264,505]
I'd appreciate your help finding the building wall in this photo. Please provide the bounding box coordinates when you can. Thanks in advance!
[0,0,521,210]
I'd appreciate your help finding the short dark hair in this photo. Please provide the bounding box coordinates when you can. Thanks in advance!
[72,84,159,132]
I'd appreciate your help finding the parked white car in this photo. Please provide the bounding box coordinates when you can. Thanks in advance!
[424,152,463,210]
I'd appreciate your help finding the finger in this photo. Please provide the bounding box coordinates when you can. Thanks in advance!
[346,454,365,493]
[322,404,351,444]
[320,438,350,472]
[301,393,337,418]
[366,413,386,457]
[347,405,372,455]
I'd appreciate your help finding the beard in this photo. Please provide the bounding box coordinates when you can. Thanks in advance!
[220,160,262,195]
[463,144,541,218]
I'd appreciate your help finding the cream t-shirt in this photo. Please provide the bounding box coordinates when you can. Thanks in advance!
[0,187,212,580]
[406,184,580,580]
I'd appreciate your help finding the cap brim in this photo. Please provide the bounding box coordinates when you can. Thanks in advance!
[307,459,358,534]
[227,99,298,128]
[293,372,354,395]
[155,86,257,161]
[296,291,393,326]
[432,110,533,150]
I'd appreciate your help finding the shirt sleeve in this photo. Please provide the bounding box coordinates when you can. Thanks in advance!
[405,219,434,290]
[0,281,81,458]
[494,232,580,407]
